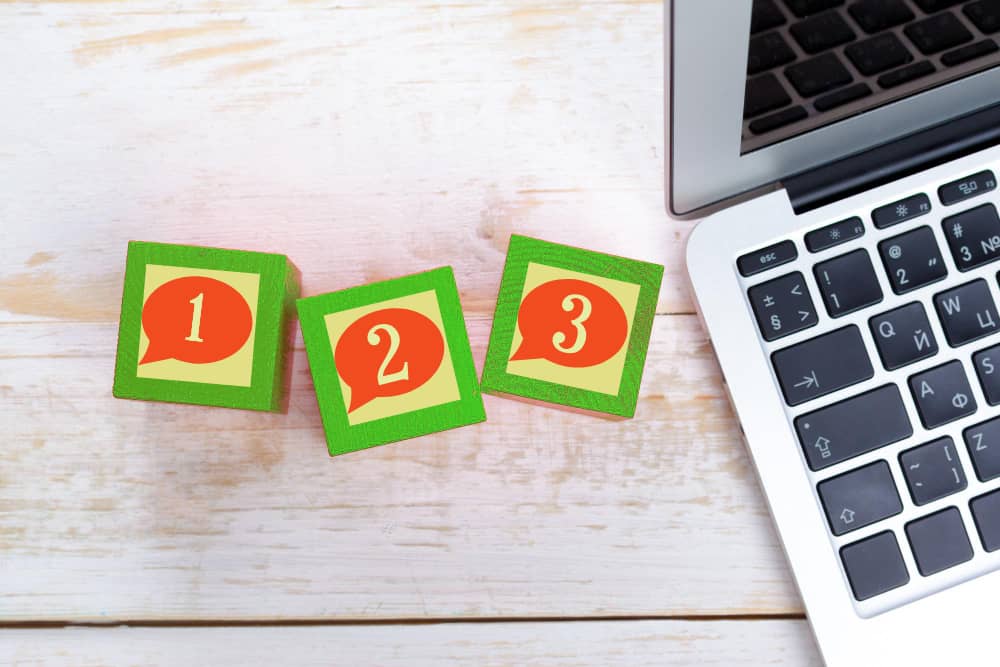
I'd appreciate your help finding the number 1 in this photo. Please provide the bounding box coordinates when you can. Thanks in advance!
[185,292,205,343]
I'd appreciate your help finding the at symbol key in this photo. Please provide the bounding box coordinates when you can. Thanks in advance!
[771,325,873,405]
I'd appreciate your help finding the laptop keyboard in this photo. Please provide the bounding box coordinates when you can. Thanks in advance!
[744,0,1000,145]
[739,167,1000,608]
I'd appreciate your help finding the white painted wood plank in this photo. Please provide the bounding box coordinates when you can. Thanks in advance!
[0,0,690,326]
[0,620,821,666]
[0,317,799,621]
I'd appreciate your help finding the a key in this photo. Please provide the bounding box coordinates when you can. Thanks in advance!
[878,60,935,88]
[748,31,797,75]
[900,437,967,505]
[869,302,938,370]
[818,460,902,536]
[791,10,856,54]
[878,226,947,294]
[745,74,792,119]
[971,488,1000,551]
[772,325,873,405]
[973,343,1000,405]
[738,240,798,276]
[941,39,999,67]
[748,106,808,134]
[933,279,1000,346]
[963,416,1000,481]
[785,53,853,97]
[908,360,977,429]
[872,193,932,228]
[942,204,1000,271]
[794,384,912,470]
[848,0,914,34]
[939,170,997,207]
[748,272,819,341]
[783,0,844,18]
[814,83,872,112]
[905,508,973,576]
[804,216,865,253]
[965,0,1000,35]
[913,0,963,10]
[840,531,909,601]
[814,249,883,317]
[752,0,787,33]
[845,33,913,76]
[904,13,973,55]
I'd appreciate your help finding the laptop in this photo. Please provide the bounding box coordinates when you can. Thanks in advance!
[673,1,1000,664]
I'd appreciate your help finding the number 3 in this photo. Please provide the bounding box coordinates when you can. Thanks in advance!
[368,323,409,386]
[552,294,592,354]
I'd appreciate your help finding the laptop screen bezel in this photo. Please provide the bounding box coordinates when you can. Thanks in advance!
[668,0,1000,217]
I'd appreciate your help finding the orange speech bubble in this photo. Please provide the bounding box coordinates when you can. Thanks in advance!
[140,276,253,365]
[334,308,446,413]
[511,278,628,368]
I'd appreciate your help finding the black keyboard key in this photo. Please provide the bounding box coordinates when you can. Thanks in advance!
[785,53,853,97]
[971,488,1000,550]
[900,437,967,505]
[907,508,974,576]
[745,73,792,119]
[814,249,883,317]
[942,204,1000,271]
[869,302,938,370]
[965,0,1000,35]
[872,192,932,228]
[819,460,902,535]
[878,60,936,88]
[805,216,865,252]
[941,39,999,66]
[791,10,856,54]
[909,360,977,428]
[905,13,973,55]
[748,106,809,134]
[814,83,872,111]
[749,31,797,75]
[752,0,788,33]
[973,343,1000,405]
[848,0,915,33]
[840,531,909,601]
[772,325,873,405]
[939,170,997,206]
[795,384,912,470]
[783,0,844,17]
[878,226,947,294]
[845,33,913,75]
[933,279,1000,345]
[964,416,1000,481]
[738,240,798,276]
[748,271,820,341]
[914,0,964,10]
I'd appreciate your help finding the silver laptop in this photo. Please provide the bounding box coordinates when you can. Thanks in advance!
[674,1,1000,664]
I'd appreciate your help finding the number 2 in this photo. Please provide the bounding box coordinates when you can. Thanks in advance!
[896,268,908,286]
[552,294,592,354]
[368,323,409,386]
[185,292,205,342]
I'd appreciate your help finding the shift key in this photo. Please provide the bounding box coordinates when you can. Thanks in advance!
[795,385,912,471]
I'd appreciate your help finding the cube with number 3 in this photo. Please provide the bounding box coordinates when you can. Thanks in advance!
[481,235,663,417]
[297,267,486,456]
[112,241,300,411]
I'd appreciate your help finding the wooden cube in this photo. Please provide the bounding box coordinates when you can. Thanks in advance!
[480,235,663,418]
[112,241,299,412]
[297,267,486,457]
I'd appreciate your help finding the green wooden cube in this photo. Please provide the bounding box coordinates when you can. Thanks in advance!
[481,235,663,417]
[112,241,299,412]
[297,267,486,456]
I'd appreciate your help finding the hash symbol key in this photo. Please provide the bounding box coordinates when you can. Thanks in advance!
[943,204,1000,271]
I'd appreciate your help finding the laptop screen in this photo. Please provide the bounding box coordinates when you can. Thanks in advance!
[743,0,1000,155]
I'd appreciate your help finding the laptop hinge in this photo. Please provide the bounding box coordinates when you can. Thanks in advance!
[784,102,1000,215]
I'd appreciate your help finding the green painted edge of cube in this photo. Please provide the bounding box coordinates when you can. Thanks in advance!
[480,234,664,417]
[112,241,299,412]
[296,266,486,457]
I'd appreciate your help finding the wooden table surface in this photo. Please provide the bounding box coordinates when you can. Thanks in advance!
[0,1,823,664]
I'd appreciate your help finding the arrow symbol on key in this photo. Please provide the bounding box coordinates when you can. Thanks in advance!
[799,310,811,321]
[790,284,803,296]
[794,371,819,389]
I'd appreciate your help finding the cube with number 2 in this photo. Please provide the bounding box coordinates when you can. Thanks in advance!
[481,235,663,417]
[112,241,299,411]
[297,267,486,456]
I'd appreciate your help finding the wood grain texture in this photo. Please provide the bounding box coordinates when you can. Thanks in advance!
[0,0,815,660]
[0,621,821,666]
